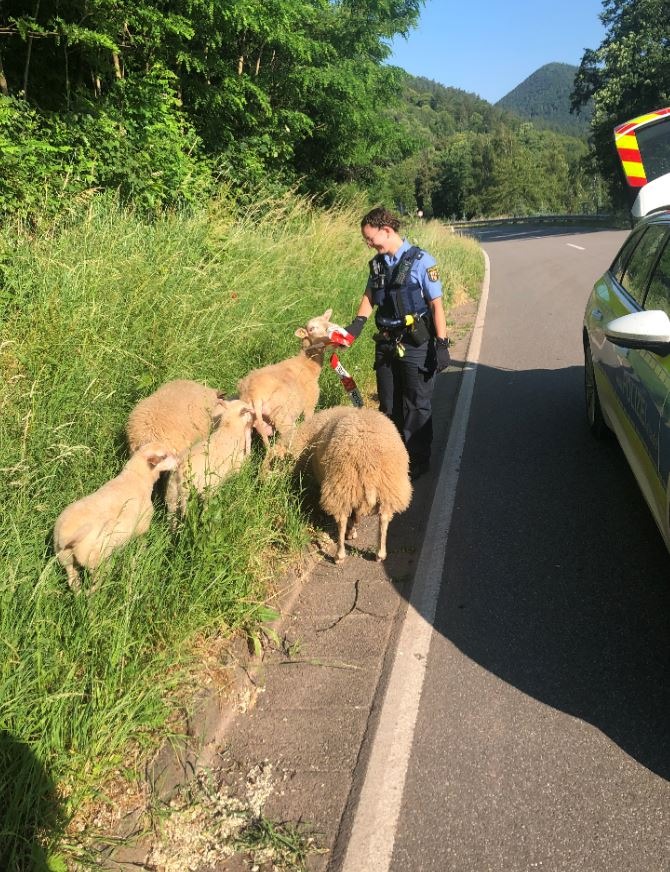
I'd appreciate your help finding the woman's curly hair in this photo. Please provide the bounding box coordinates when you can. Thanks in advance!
[360,206,401,232]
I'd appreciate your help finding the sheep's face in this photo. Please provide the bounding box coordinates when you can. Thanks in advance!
[296,308,334,345]
[138,442,178,472]
[212,398,254,430]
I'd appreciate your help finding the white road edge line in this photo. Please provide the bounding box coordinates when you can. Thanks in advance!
[567,243,585,250]
[340,250,492,872]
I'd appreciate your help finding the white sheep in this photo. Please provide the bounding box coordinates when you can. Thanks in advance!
[54,442,178,591]
[164,398,254,517]
[126,379,220,454]
[237,308,335,448]
[277,405,412,563]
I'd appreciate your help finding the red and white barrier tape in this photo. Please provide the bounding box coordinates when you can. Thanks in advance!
[326,324,364,407]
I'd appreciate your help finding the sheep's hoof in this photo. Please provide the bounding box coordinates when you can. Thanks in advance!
[334,553,346,565]
[375,553,386,563]
[346,527,357,541]
[66,572,81,593]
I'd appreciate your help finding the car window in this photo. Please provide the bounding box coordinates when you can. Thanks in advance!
[644,235,670,315]
[611,227,646,284]
[620,224,668,304]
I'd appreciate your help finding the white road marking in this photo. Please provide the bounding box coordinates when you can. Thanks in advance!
[340,251,492,872]
[567,243,585,250]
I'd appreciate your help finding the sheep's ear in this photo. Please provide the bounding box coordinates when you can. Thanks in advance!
[295,327,308,339]
[323,308,333,321]
[241,403,254,417]
[146,451,167,468]
[152,452,178,472]
[211,400,228,421]
[216,390,227,400]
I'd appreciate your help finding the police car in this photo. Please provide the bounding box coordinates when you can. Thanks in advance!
[583,107,670,550]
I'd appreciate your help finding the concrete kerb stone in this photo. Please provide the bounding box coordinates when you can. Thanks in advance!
[95,554,320,869]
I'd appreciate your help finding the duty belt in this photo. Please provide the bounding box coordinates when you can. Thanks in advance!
[374,313,431,357]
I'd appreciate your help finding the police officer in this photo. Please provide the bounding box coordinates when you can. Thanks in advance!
[346,206,451,481]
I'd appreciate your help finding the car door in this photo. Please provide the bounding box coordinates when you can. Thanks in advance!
[640,237,670,537]
[590,224,664,425]
[606,223,670,529]
[587,226,647,387]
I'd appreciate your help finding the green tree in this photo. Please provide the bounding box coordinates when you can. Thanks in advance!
[572,0,670,205]
[432,134,475,219]
[290,1,423,187]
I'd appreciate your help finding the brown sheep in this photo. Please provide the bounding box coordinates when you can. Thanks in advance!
[237,309,335,448]
[54,442,178,591]
[276,406,412,563]
[125,379,220,454]
[164,398,254,517]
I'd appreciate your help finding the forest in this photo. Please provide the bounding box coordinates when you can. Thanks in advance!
[0,0,424,218]
[4,0,661,222]
[379,75,603,220]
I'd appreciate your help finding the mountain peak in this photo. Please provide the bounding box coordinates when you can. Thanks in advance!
[495,62,591,136]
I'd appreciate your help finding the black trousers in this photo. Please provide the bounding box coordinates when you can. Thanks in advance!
[374,339,436,465]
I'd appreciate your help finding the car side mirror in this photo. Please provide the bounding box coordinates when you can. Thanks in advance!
[604,310,670,353]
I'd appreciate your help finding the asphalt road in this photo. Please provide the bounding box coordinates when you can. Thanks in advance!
[346,224,670,871]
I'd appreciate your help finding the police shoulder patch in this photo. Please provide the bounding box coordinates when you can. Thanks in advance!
[427,266,440,282]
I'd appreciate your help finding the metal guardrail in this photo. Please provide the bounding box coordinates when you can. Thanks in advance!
[449,213,617,229]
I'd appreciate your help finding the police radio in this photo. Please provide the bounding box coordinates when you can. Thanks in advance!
[369,257,386,290]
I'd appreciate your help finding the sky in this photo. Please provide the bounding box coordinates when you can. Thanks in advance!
[388,0,607,105]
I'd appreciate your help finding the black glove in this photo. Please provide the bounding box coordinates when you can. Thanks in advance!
[345,315,368,339]
[435,337,451,373]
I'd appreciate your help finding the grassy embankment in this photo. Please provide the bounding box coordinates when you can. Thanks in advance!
[0,193,483,867]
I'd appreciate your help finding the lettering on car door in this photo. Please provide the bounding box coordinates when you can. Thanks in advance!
[608,225,667,468]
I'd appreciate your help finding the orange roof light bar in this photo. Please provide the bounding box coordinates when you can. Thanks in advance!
[614,107,670,188]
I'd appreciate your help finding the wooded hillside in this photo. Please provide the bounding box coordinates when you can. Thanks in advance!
[497,63,592,137]
[381,75,606,219]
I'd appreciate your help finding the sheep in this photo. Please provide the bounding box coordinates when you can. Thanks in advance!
[54,442,178,591]
[237,308,335,449]
[276,405,412,563]
[164,398,254,517]
[126,379,220,454]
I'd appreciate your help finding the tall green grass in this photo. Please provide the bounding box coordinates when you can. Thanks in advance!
[0,193,483,866]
